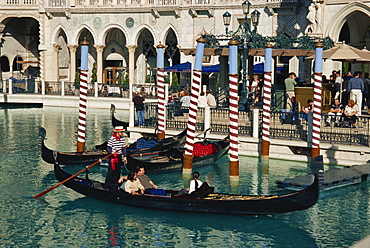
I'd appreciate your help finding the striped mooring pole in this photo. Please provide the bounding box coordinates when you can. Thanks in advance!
[156,42,166,140]
[228,38,240,177]
[77,37,89,153]
[261,43,273,158]
[311,43,324,159]
[183,37,206,171]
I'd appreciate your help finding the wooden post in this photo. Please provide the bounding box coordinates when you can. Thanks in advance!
[157,42,166,140]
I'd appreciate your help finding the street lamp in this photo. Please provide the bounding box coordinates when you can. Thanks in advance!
[222,1,260,111]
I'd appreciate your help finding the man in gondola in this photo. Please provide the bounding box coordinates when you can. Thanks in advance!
[104,126,127,191]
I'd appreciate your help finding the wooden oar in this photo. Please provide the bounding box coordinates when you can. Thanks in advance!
[33,146,126,198]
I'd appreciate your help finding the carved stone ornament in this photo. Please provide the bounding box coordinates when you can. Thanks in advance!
[93,17,102,29]
[126,17,134,28]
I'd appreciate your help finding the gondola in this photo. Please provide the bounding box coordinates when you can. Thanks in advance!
[111,104,129,129]
[54,161,320,215]
[39,127,108,165]
[125,137,230,173]
[126,128,188,155]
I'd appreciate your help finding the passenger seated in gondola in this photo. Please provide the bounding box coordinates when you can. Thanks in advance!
[176,171,203,196]
[136,165,165,195]
[124,171,145,195]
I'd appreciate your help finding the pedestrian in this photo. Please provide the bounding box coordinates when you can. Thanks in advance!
[342,99,359,128]
[334,71,342,100]
[348,72,364,115]
[180,91,191,113]
[284,72,297,109]
[198,91,208,108]
[363,72,370,110]
[104,126,127,191]
[133,91,145,127]
[325,98,344,127]
[206,89,217,108]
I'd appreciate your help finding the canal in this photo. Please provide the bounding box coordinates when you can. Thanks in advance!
[1,106,369,247]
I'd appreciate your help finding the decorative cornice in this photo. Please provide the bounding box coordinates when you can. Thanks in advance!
[44,2,303,14]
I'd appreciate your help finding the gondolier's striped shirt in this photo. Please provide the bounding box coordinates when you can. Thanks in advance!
[107,136,127,156]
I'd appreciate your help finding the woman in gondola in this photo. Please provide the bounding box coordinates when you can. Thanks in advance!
[124,171,145,195]
[176,171,203,195]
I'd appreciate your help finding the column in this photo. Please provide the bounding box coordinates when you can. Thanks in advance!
[126,45,138,99]
[94,44,105,97]
[67,44,78,83]
[53,44,61,83]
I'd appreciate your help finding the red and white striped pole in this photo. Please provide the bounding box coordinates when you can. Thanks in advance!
[183,37,206,171]
[261,43,273,158]
[228,38,240,177]
[311,43,324,159]
[156,42,166,140]
[77,37,89,153]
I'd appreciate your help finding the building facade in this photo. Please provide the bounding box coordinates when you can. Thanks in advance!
[0,0,369,93]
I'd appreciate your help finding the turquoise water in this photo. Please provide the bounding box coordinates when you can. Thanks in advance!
[1,106,370,247]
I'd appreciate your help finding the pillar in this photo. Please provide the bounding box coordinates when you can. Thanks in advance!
[126,45,138,100]
[67,44,78,83]
[94,44,105,97]
[53,44,61,83]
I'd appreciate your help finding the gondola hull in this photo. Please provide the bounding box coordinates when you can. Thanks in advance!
[39,127,107,165]
[54,162,319,215]
[126,138,230,173]
[41,139,108,165]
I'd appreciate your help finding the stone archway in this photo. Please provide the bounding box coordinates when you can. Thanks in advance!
[136,28,156,86]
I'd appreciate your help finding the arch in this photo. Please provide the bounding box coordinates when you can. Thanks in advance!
[99,24,129,45]
[71,24,97,45]
[0,55,10,72]
[132,24,157,45]
[51,24,71,45]
[326,2,370,41]
[160,24,180,45]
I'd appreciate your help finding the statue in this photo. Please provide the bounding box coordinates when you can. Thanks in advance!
[305,0,323,34]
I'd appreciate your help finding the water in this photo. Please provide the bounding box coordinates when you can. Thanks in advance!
[1,106,370,247]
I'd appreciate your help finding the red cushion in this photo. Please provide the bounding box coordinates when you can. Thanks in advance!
[193,143,218,157]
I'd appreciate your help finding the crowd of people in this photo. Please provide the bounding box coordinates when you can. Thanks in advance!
[281,70,367,128]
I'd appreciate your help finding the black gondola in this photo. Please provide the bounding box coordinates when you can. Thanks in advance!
[125,137,230,173]
[111,104,129,129]
[39,127,108,165]
[54,161,320,215]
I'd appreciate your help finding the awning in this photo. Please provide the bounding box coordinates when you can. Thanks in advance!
[164,62,191,72]
[253,63,286,74]
[164,62,220,73]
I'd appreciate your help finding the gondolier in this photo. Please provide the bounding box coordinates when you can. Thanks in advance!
[105,126,127,190]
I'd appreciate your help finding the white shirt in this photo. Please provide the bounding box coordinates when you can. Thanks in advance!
[198,96,208,108]
[189,179,203,193]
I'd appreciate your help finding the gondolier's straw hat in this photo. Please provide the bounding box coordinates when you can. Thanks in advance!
[113,126,125,132]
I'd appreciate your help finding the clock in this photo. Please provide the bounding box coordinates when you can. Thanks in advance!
[126,17,134,28]
[93,17,102,29]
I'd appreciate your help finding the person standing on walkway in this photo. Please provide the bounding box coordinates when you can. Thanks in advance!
[334,71,343,100]
[133,91,145,126]
[348,72,364,115]
[206,89,217,108]
[105,126,127,191]
[284,72,297,109]
[198,91,208,108]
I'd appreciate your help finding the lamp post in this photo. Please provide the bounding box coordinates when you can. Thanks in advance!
[223,0,260,111]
